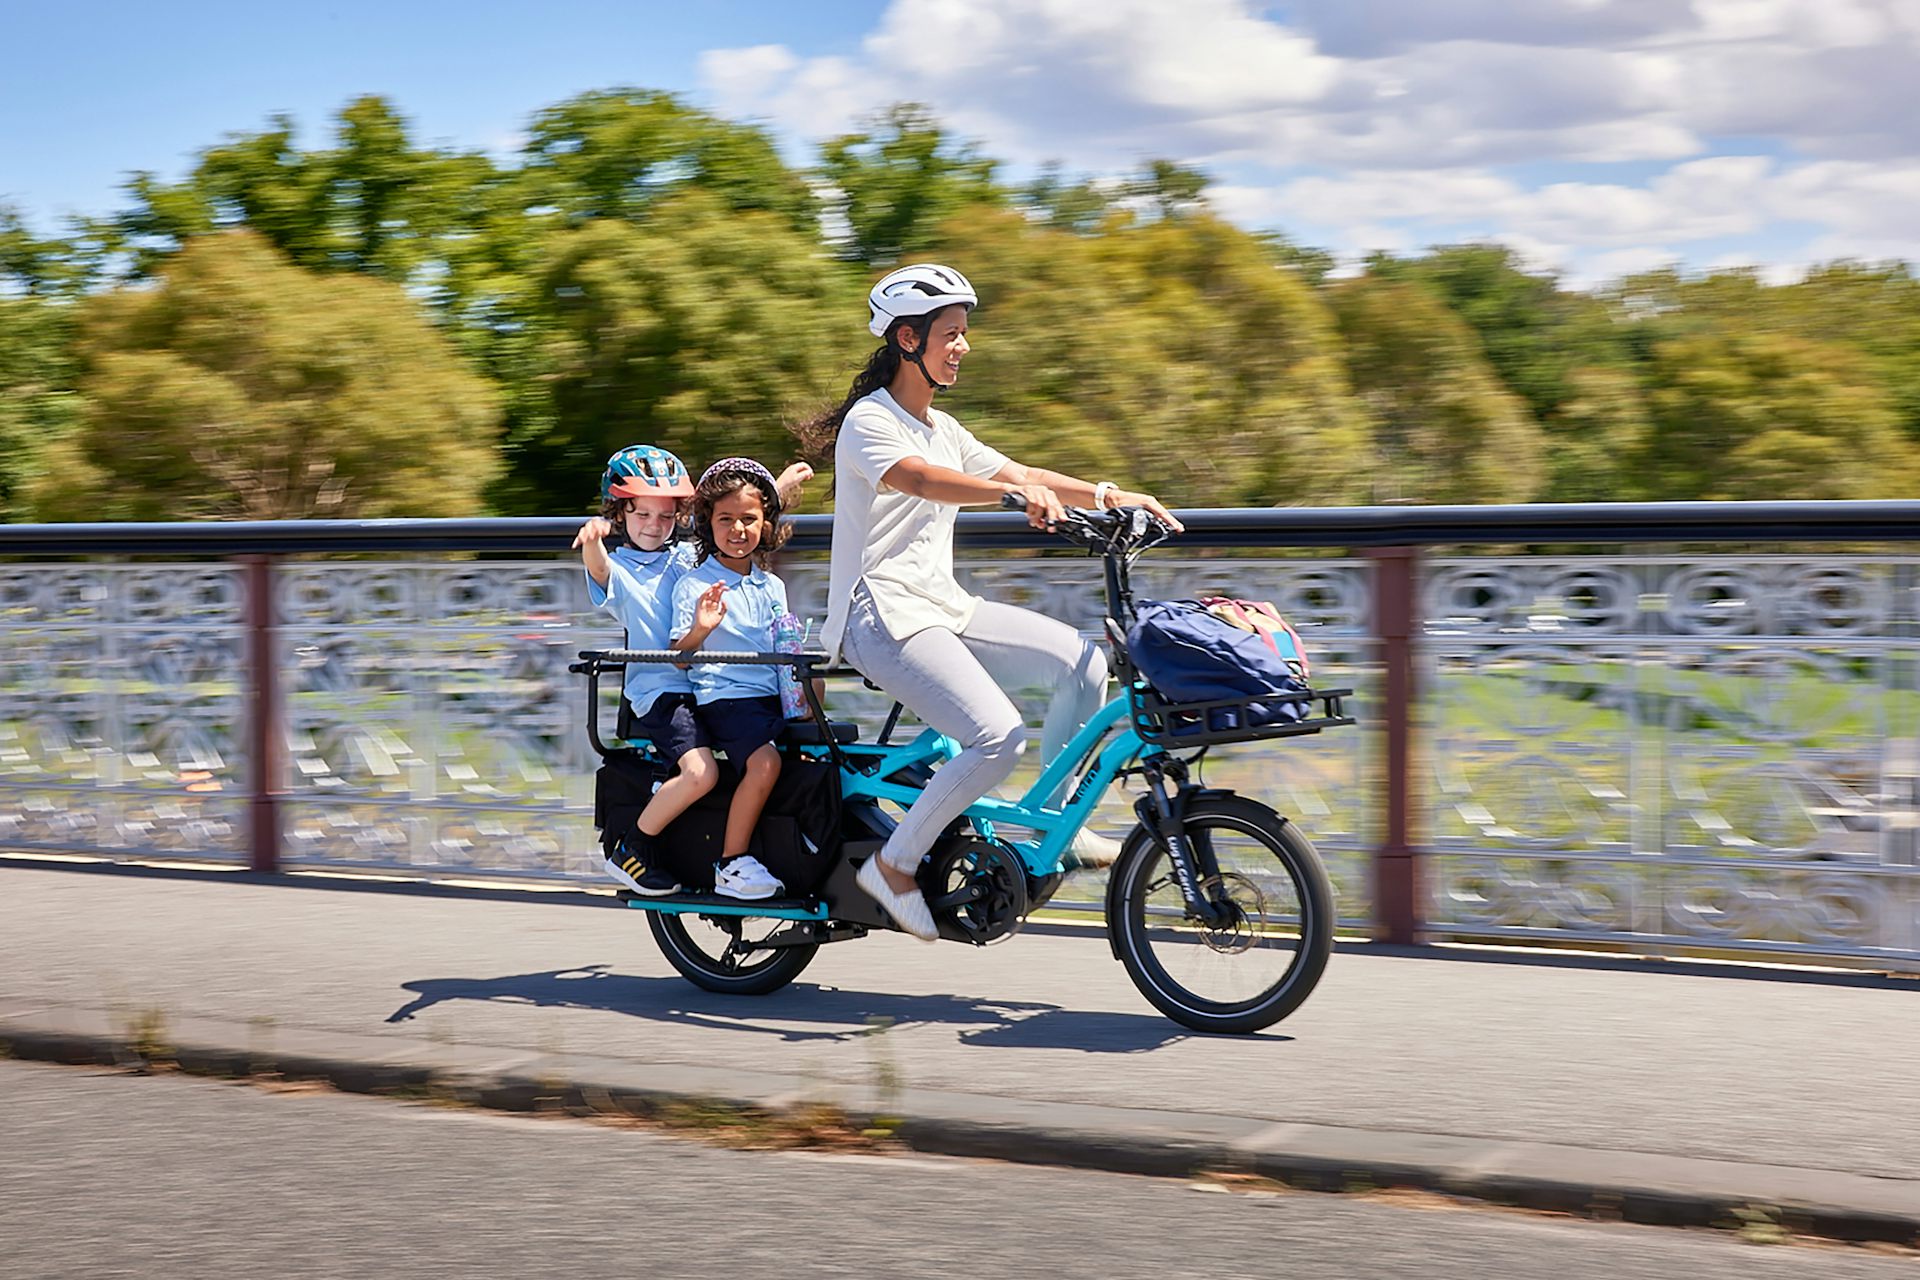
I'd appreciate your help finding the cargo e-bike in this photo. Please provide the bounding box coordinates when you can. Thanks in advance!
[572,500,1354,1034]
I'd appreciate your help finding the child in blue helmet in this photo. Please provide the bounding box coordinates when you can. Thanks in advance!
[575,447,812,896]
[574,445,712,895]
[670,458,795,900]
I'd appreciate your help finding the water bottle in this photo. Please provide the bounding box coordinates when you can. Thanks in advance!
[773,611,808,719]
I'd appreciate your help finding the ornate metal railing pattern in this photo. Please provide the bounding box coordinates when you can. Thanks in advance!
[6,500,1920,964]
[1424,555,1920,958]
[0,564,251,857]
[0,552,1379,921]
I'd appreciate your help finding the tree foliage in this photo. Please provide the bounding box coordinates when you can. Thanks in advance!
[516,89,818,234]
[820,105,1002,266]
[7,93,1920,522]
[526,194,866,514]
[33,231,498,521]
[1329,274,1547,504]
[925,208,1373,507]
[1635,331,1914,500]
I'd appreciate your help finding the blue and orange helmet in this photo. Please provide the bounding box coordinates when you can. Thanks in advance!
[601,445,694,503]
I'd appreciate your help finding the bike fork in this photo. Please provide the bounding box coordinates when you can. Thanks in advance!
[1134,757,1231,928]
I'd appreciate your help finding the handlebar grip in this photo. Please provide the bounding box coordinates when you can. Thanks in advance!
[1000,491,1029,512]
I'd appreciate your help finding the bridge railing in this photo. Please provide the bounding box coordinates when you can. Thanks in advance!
[5,501,1918,965]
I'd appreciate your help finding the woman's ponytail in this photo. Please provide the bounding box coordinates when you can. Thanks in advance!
[791,342,901,463]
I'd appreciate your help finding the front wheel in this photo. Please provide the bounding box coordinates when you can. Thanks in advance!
[648,911,818,995]
[1109,794,1333,1034]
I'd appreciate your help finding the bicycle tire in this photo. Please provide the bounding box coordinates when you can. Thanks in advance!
[1108,794,1333,1034]
[648,911,819,995]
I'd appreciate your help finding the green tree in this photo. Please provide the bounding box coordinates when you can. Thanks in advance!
[1542,366,1650,502]
[112,96,503,286]
[819,105,1003,265]
[1018,159,1212,232]
[1373,245,1632,423]
[920,207,1373,507]
[1328,275,1547,503]
[0,295,78,522]
[522,193,866,514]
[516,89,817,234]
[32,231,499,521]
[1636,331,1914,500]
[1612,263,1920,446]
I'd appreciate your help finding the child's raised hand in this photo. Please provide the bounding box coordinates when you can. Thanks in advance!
[694,580,729,631]
[776,462,814,505]
[572,517,614,550]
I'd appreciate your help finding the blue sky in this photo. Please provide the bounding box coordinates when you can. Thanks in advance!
[6,0,1918,287]
[0,2,880,224]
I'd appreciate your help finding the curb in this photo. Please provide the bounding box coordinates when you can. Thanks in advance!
[4,1018,1917,1248]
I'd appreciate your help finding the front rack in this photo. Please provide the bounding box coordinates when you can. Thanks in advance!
[1125,680,1355,747]
[1103,620,1356,748]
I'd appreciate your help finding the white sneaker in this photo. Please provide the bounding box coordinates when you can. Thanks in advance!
[1064,828,1124,869]
[713,855,783,900]
[856,855,939,942]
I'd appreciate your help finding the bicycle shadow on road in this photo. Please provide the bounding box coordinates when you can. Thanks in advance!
[385,965,1284,1052]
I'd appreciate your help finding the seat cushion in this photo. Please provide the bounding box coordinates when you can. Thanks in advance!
[780,719,858,746]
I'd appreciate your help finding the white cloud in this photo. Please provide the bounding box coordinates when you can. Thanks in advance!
[696,0,1920,277]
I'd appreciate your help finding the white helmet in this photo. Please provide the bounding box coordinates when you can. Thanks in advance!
[867,263,977,338]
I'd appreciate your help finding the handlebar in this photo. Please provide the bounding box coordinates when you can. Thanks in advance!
[999,491,1176,553]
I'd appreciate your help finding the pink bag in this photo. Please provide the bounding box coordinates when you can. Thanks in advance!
[1197,597,1309,680]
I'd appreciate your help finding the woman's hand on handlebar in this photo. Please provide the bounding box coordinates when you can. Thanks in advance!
[1104,488,1184,534]
[1007,483,1066,529]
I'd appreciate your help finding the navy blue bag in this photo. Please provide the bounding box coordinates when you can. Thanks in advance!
[1125,599,1310,733]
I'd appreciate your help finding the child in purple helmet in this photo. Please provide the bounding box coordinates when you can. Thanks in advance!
[670,458,795,900]
[575,447,813,896]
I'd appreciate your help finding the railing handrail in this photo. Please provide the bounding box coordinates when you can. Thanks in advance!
[6,500,1920,556]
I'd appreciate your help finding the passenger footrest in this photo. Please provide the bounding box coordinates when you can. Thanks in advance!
[616,887,827,917]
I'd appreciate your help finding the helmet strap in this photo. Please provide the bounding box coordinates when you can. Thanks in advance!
[898,317,953,394]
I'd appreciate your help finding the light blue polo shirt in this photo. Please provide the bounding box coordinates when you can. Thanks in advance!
[584,540,698,715]
[670,557,790,704]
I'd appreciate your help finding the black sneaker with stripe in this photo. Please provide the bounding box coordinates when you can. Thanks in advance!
[607,832,680,897]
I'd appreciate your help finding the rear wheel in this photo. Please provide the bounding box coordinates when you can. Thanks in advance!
[648,911,818,995]
[1109,794,1333,1034]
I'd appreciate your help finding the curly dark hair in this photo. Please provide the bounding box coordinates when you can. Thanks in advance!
[789,311,949,463]
[690,465,789,569]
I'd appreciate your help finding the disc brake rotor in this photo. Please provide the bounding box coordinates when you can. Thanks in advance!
[1194,872,1264,954]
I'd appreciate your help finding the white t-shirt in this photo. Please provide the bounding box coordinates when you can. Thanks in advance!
[821,388,1011,662]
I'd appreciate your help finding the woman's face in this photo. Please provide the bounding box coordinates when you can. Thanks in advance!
[907,305,971,386]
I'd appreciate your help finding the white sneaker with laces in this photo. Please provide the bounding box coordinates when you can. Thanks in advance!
[856,855,938,941]
[1064,828,1123,869]
[713,855,783,900]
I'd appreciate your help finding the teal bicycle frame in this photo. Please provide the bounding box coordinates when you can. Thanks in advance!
[836,694,1148,876]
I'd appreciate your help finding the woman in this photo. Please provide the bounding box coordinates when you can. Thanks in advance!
[795,263,1182,940]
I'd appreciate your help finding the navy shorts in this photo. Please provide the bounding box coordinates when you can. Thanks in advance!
[633,692,709,766]
[698,695,784,769]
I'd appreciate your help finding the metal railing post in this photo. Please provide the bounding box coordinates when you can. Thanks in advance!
[242,555,282,874]
[1370,545,1421,944]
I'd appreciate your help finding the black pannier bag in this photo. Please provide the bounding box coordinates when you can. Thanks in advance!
[594,750,841,896]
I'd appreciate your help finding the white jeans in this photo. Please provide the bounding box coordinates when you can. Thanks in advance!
[841,586,1109,873]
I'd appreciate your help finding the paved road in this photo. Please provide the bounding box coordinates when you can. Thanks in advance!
[3,1059,1910,1280]
[3,864,1918,1182]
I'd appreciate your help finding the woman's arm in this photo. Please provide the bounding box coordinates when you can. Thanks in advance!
[991,462,1185,532]
[880,457,1066,527]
